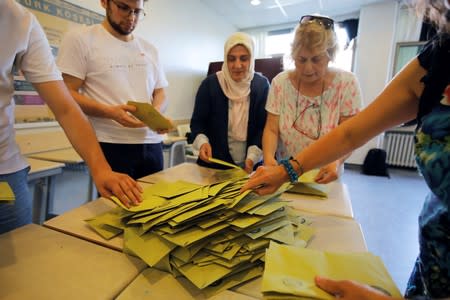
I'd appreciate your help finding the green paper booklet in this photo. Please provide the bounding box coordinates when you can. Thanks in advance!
[127,100,173,131]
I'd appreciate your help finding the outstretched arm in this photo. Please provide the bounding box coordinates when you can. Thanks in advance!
[315,276,401,300]
[242,57,425,195]
[314,114,355,183]
[33,80,143,207]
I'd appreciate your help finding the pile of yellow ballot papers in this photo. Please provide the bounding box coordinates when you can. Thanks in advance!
[262,242,402,299]
[86,173,315,297]
[0,182,15,202]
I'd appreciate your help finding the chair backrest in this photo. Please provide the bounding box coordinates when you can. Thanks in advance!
[206,57,284,82]
[177,124,190,138]
[169,140,187,168]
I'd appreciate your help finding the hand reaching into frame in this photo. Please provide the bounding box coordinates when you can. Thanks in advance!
[240,165,289,195]
[93,169,143,208]
[315,276,400,300]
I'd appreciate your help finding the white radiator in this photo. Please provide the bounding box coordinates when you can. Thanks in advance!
[383,130,417,168]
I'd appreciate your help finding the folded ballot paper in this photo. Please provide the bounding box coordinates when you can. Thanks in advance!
[287,169,328,198]
[0,181,15,202]
[127,100,173,131]
[262,242,402,300]
[86,169,316,298]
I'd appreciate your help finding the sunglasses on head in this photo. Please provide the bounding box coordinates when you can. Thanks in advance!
[300,15,334,30]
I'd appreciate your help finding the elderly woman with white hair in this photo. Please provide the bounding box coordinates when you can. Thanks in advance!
[263,15,362,184]
[190,32,270,173]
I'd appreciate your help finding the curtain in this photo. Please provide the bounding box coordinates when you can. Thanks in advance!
[395,5,422,42]
[339,19,359,50]
[247,31,267,58]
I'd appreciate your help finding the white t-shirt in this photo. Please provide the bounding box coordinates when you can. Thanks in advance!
[0,0,62,174]
[57,24,169,144]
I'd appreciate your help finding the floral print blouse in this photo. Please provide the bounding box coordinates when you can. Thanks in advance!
[265,68,362,158]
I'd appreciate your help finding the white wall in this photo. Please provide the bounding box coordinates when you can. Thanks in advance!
[39,0,404,165]
[64,0,236,121]
[347,0,399,164]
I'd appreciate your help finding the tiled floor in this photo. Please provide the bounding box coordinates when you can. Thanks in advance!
[49,163,429,294]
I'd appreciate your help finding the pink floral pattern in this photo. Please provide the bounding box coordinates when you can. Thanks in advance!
[266,69,362,158]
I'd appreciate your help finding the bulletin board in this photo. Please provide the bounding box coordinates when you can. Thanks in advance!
[14,0,103,124]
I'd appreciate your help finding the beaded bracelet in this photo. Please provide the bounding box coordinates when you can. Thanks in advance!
[289,156,304,176]
[279,158,298,183]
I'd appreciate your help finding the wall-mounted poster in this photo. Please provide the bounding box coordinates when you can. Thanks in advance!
[14,0,103,125]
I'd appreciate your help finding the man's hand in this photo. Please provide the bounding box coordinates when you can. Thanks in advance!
[94,170,143,208]
[315,276,398,300]
[155,117,175,134]
[109,104,146,128]
[314,161,339,184]
[199,143,213,162]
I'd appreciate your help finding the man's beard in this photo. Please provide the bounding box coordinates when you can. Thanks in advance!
[106,10,135,35]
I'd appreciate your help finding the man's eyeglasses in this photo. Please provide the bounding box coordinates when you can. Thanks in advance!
[109,0,146,20]
[300,15,334,30]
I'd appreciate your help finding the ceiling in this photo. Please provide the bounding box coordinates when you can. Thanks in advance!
[199,0,393,29]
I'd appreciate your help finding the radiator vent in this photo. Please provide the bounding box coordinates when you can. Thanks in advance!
[383,129,417,168]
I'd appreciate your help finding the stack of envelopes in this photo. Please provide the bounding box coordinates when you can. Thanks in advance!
[262,242,402,299]
[86,174,315,297]
[0,182,15,202]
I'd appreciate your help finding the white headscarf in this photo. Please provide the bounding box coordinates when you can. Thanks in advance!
[217,32,255,141]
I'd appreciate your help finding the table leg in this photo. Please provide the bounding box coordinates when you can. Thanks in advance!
[45,175,57,220]
[30,178,48,224]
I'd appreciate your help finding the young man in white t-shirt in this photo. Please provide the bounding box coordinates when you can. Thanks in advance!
[57,0,169,180]
[0,0,143,234]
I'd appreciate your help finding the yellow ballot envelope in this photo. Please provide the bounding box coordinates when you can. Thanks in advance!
[0,181,15,202]
[208,157,242,170]
[287,169,328,198]
[262,242,402,299]
[127,100,173,131]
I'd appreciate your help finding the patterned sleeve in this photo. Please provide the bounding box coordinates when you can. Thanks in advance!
[339,71,362,117]
[265,73,283,115]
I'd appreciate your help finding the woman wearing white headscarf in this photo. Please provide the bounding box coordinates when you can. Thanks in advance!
[190,32,270,173]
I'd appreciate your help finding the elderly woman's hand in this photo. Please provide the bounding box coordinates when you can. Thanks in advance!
[315,276,398,300]
[314,161,339,184]
[264,157,278,167]
[244,159,254,174]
